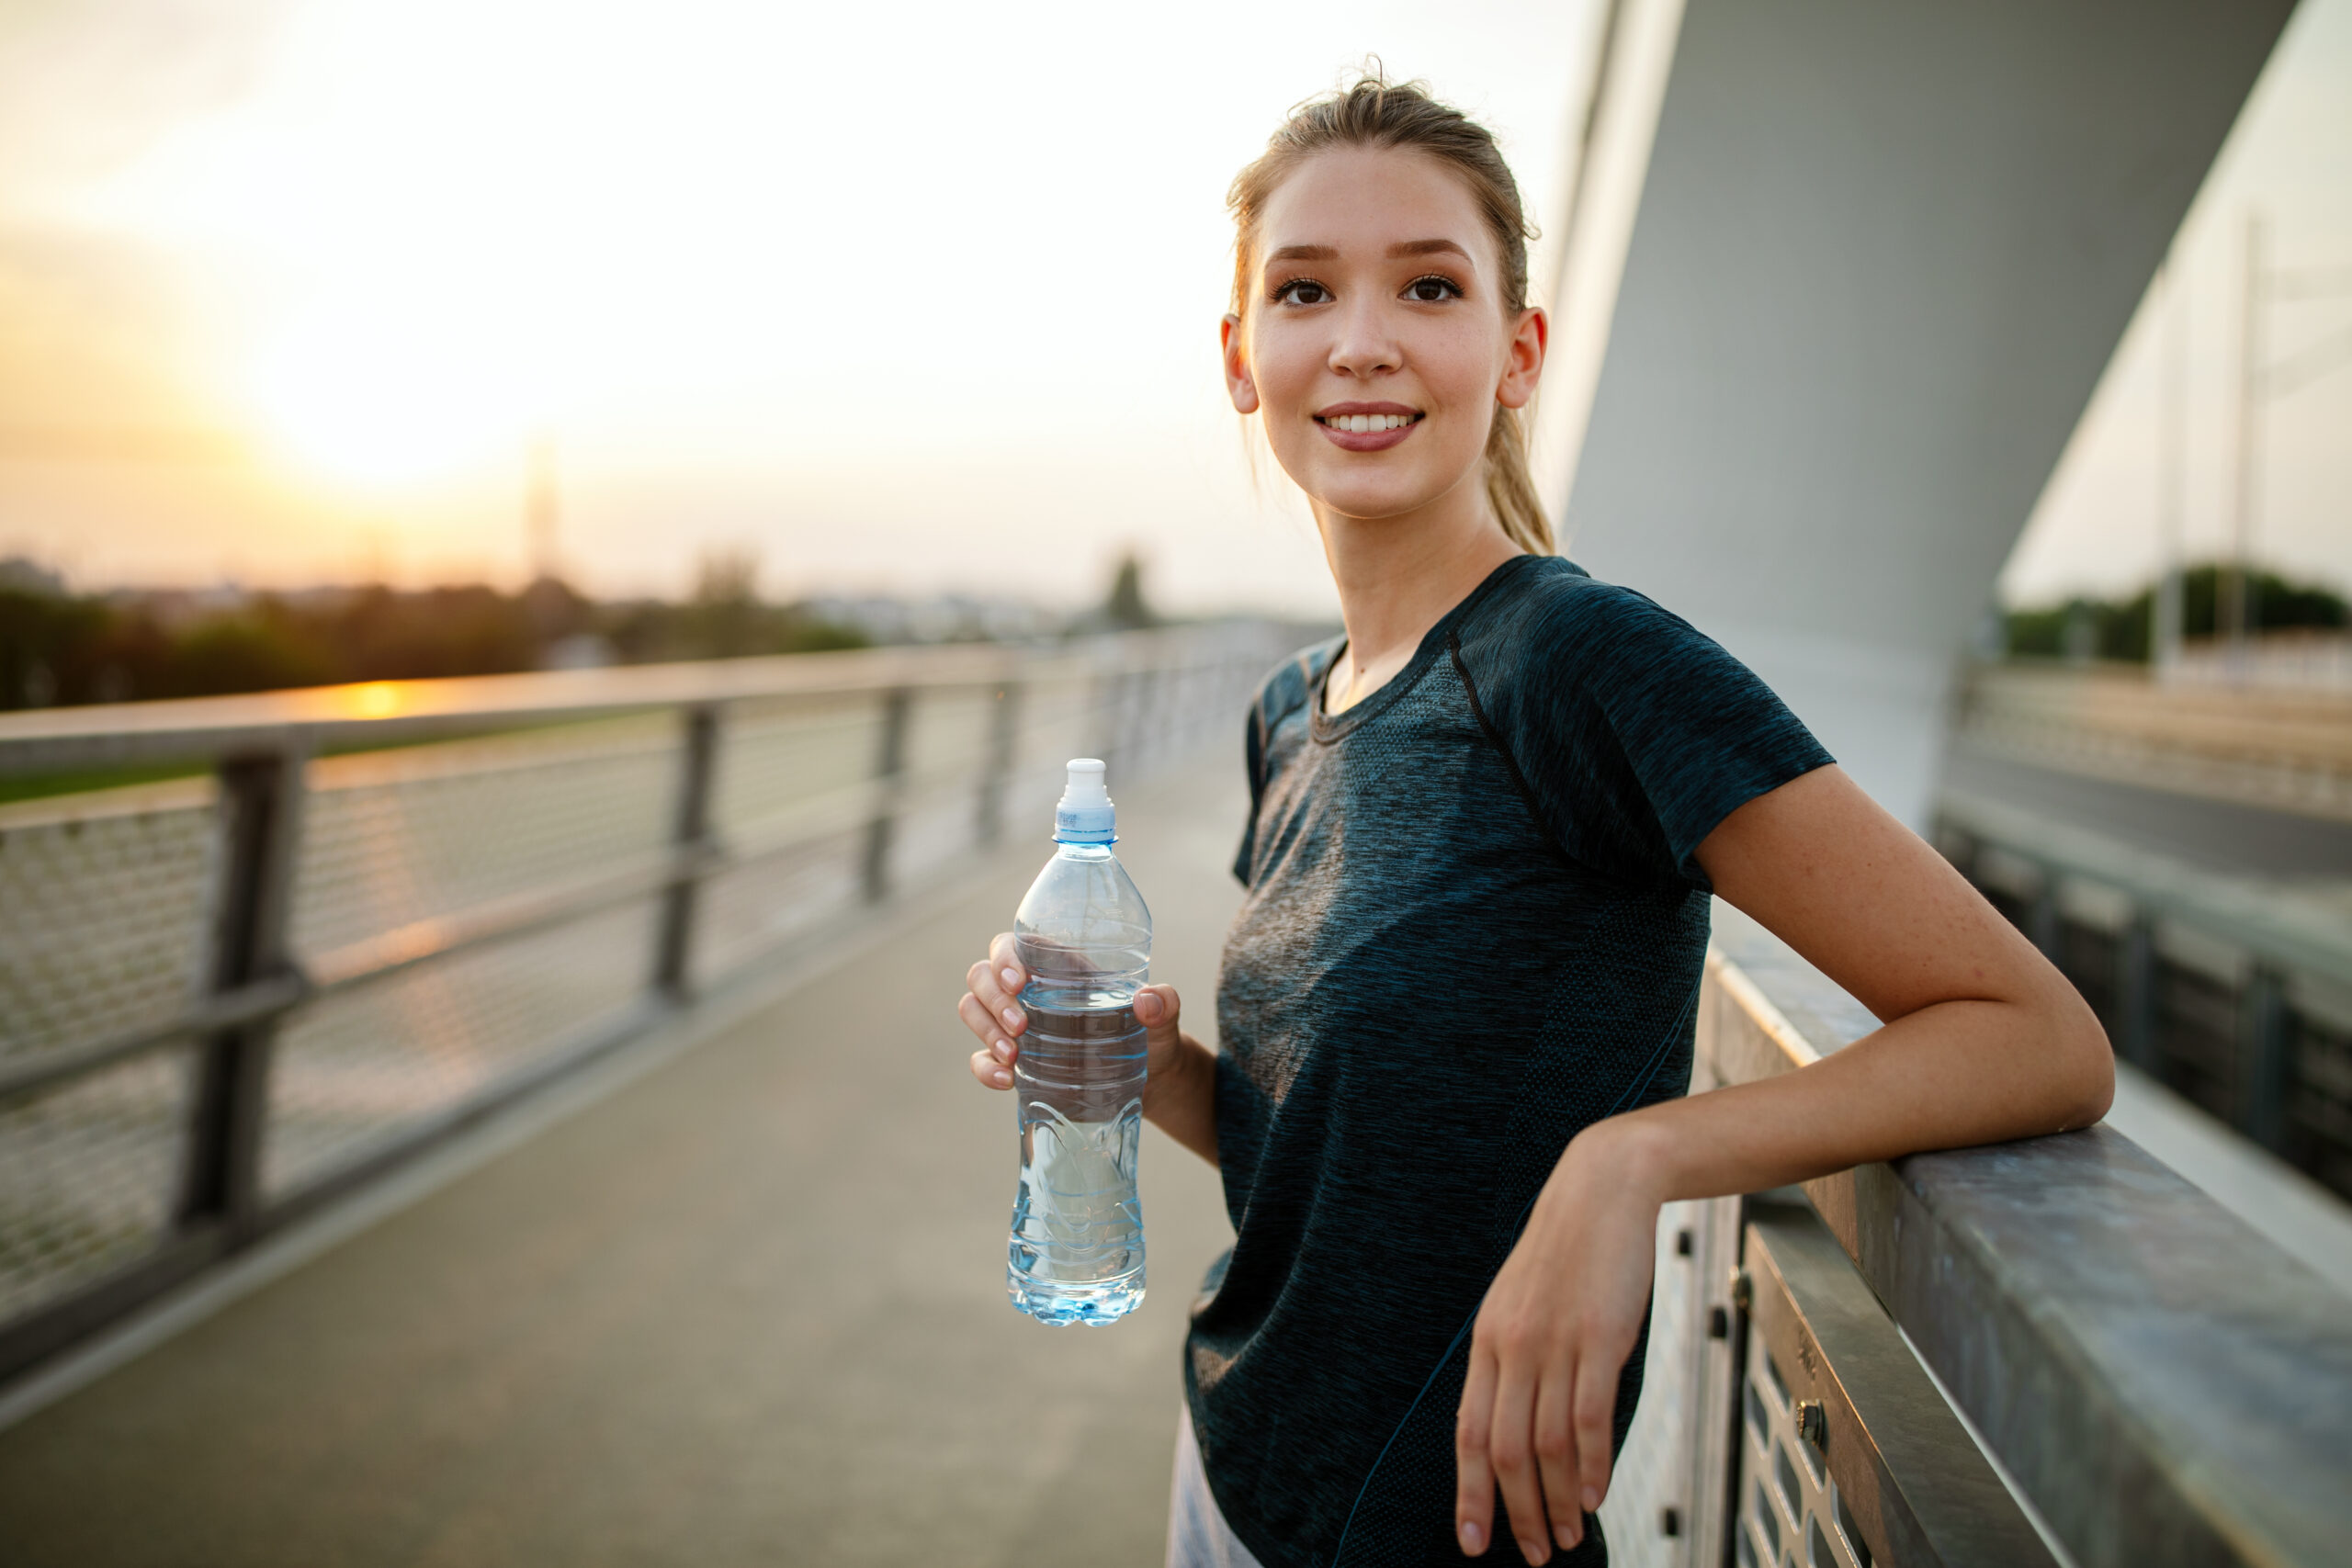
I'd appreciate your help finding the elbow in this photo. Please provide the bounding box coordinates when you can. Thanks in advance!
[2048,986,2116,1132]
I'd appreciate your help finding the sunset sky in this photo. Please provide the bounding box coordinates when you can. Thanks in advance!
[1,0,2345,615]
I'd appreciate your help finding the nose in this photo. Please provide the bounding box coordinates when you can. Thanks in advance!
[1328,293,1401,379]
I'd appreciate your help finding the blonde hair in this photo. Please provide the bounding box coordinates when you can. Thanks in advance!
[1227,73,1553,556]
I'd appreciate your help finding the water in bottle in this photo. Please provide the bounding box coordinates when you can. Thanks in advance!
[1006,759,1150,1326]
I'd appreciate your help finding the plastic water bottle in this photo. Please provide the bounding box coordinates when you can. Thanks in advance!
[1005,759,1150,1326]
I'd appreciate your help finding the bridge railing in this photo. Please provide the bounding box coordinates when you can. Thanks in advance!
[1600,907,2352,1568]
[0,623,1293,1382]
[1941,661,2352,1202]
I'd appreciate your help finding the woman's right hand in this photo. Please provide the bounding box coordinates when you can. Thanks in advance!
[960,933,1035,1090]
[957,932,1188,1092]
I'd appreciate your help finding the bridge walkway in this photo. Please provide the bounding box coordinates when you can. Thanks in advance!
[0,751,1249,1568]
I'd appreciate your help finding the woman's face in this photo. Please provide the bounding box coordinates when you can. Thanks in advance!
[1223,145,1544,529]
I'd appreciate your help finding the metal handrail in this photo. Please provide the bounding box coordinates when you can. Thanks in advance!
[1687,905,2352,1568]
[0,629,1234,774]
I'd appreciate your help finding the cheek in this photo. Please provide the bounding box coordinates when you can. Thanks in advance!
[1245,328,1319,411]
[1408,321,1507,406]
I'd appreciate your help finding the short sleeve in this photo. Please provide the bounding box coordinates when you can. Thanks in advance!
[1231,700,1268,887]
[1457,577,1832,890]
[1228,640,1338,889]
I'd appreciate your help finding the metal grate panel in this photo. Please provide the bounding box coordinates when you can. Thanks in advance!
[0,1050,192,1323]
[0,784,215,1064]
[1735,1336,1869,1568]
[2154,959,2241,1123]
[2288,1007,2352,1199]
[1599,1201,1704,1568]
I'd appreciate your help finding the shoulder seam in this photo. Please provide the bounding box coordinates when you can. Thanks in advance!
[1445,631,1574,872]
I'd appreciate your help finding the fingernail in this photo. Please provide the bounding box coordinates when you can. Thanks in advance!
[1001,967,1020,988]
[1521,1542,1546,1565]
[1458,1521,1482,1553]
[992,1068,1011,1086]
[1001,1008,1022,1028]
[1555,1525,1577,1550]
[992,1040,1012,1063]
[1582,1486,1599,1512]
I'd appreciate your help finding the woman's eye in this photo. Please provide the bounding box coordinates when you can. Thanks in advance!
[1274,279,1331,307]
[1404,275,1463,303]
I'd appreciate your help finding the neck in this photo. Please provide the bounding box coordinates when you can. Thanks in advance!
[1315,471,1523,702]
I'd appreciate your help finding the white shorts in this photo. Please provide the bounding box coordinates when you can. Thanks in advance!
[1166,1403,1269,1568]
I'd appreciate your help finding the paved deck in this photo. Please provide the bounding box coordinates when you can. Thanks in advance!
[0,751,1249,1567]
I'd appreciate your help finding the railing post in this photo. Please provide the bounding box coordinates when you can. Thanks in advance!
[2027,865,2064,965]
[179,739,309,1236]
[2242,964,2291,1150]
[977,681,1022,845]
[863,687,912,902]
[2117,912,2161,1072]
[653,703,722,1003]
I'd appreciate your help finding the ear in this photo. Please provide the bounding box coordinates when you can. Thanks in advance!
[1495,305,1548,412]
[1221,313,1261,415]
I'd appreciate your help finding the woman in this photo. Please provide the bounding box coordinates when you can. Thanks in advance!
[956,76,2111,1568]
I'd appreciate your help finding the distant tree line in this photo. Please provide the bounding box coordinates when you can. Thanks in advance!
[2004,561,2348,662]
[0,553,867,711]
[0,547,1169,710]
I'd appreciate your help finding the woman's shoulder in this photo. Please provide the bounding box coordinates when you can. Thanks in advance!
[1246,634,1345,734]
[1463,556,1726,699]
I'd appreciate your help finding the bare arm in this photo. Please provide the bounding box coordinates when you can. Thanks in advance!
[1622,762,2111,1190]
[1454,765,2112,1563]
[959,932,1221,1167]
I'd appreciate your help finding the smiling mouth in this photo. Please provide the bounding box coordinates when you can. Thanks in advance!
[1315,412,1422,433]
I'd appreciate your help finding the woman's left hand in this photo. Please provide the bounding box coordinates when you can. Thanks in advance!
[1453,1121,1666,1563]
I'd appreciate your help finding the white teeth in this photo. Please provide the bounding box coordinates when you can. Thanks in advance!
[1350,414,1371,433]
[1324,412,1416,432]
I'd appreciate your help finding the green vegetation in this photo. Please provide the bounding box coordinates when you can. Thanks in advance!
[2005,562,2348,661]
[0,558,869,713]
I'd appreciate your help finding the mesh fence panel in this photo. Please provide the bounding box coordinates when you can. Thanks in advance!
[0,1049,192,1324]
[264,896,660,1197]
[693,838,865,986]
[0,784,216,1066]
[293,716,676,957]
[711,695,883,836]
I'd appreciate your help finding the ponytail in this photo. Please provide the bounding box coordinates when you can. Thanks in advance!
[1484,402,1553,556]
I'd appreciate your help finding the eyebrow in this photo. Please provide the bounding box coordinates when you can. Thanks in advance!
[1263,239,1475,265]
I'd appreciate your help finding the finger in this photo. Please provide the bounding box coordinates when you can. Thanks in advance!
[1487,1353,1551,1565]
[966,958,1027,1040]
[957,993,1019,1066]
[1134,984,1182,1039]
[1533,1361,1582,1552]
[1572,1344,1621,1523]
[1454,1345,1500,1558]
[987,932,1026,1003]
[968,1047,1013,1089]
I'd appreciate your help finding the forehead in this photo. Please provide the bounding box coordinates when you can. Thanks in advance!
[1254,145,1495,272]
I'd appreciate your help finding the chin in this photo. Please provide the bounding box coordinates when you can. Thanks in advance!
[1317,487,1442,524]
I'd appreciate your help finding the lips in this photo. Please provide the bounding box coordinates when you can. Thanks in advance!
[1314,403,1423,453]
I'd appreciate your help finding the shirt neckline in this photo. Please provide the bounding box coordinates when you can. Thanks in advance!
[1310,553,1549,743]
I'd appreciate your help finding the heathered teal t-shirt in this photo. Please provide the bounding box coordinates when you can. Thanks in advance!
[1187,553,1833,1568]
